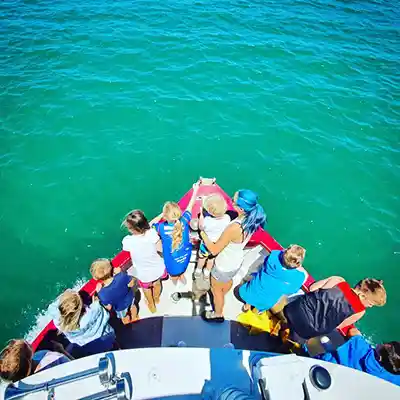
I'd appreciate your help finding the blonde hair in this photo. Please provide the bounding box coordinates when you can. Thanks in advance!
[355,278,387,307]
[58,290,84,332]
[283,244,306,269]
[90,258,113,281]
[203,194,227,217]
[163,202,183,251]
[0,340,32,382]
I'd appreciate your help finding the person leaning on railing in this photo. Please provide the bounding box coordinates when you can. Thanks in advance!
[199,189,267,323]
[316,328,400,386]
[0,339,72,383]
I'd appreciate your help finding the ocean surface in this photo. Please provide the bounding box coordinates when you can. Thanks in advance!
[1,0,399,346]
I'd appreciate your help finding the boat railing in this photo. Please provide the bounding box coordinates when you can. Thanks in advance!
[4,353,132,400]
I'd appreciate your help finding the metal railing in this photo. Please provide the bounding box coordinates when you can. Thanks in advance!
[4,353,132,400]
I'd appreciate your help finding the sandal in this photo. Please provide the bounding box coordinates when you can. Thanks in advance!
[201,310,225,323]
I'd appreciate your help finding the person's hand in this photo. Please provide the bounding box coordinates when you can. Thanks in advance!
[95,282,103,293]
[128,277,136,288]
[347,328,362,337]
[199,212,205,231]
[192,181,200,192]
[50,340,65,353]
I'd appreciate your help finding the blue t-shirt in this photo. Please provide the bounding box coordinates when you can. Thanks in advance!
[98,272,134,312]
[318,335,400,386]
[154,211,192,276]
[239,250,305,312]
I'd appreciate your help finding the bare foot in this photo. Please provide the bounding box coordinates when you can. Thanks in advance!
[145,299,157,313]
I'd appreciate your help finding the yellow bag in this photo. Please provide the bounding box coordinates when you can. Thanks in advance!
[237,309,281,336]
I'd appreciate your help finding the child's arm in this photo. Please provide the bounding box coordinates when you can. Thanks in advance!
[92,282,103,302]
[337,310,366,330]
[198,209,205,231]
[200,223,241,256]
[186,182,200,213]
[50,341,75,360]
[309,276,345,292]
[128,277,136,288]
[149,212,163,226]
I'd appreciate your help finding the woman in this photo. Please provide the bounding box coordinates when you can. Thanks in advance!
[50,290,115,356]
[199,189,267,322]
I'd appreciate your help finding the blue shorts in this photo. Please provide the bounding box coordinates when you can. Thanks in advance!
[116,300,135,319]
[199,242,210,257]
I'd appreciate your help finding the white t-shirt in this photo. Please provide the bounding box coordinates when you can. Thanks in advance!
[122,229,165,283]
[203,214,231,242]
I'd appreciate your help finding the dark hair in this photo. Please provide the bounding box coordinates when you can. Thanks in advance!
[123,210,150,234]
[235,189,267,235]
[378,342,400,375]
[0,340,32,382]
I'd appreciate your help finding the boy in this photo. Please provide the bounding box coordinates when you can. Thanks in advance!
[317,328,400,386]
[91,258,138,325]
[194,194,230,281]
[238,245,307,313]
[283,277,386,339]
[0,339,71,382]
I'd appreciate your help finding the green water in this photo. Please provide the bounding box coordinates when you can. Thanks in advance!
[1,0,399,345]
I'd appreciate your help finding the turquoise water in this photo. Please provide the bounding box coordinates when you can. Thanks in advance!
[1,0,399,346]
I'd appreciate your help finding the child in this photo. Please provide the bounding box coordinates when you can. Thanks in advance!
[0,339,71,382]
[283,277,387,339]
[151,182,200,285]
[238,245,307,314]
[122,210,166,313]
[317,328,400,386]
[90,258,138,325]
[51,290,116,355]
[194,194,230,280]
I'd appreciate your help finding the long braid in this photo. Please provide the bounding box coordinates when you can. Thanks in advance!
[235,189,267,235]
[163,201,183,251]
[171,219,183,251]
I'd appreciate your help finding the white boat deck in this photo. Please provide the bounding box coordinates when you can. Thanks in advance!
[136,244,267,322]
[110,244,280,351]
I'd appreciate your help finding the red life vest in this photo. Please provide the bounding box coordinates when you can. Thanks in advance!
[337,281,365,313]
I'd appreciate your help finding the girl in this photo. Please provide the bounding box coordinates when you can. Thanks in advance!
[50,290,115,356]
[152,182,200,285]
[122,210,166,313]
[199,189,267,323]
